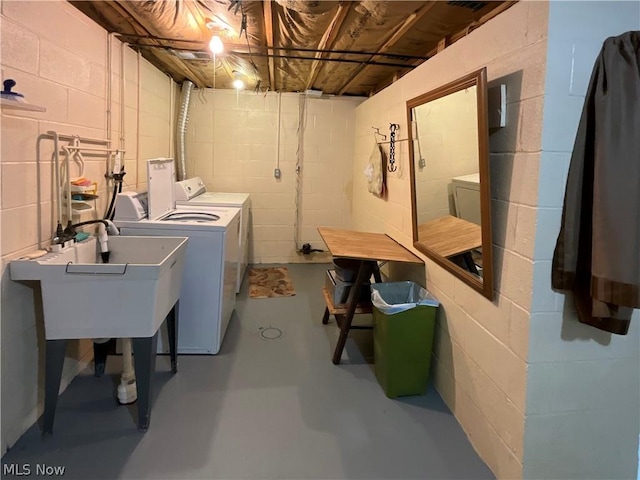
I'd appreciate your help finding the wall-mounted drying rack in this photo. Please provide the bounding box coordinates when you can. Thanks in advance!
[62,141,126,216]
[36,131,120,248]
[63,144,124,154]
[375,138,410,145]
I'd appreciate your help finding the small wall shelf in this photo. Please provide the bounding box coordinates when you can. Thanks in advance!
[1,98,46,112]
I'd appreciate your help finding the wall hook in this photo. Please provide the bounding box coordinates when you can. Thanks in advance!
[372,126,386,142]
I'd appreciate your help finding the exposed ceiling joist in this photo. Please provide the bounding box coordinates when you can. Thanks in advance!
[426,0,519,58]
[114,1,210,87]
[338,1,438,95]
[70,1,516,96]
[263,0,276,90]
[305,1,352,91]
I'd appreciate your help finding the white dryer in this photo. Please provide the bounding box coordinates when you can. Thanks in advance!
[175,177,250,293]
[114,160,240,354]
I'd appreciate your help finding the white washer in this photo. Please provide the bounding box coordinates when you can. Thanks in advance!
[451,173,481,226]
[115,160,240,354]
[175,177,250,293]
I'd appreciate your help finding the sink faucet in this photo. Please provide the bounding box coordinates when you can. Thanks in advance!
[66,218,120,236]
[60,219,120,263]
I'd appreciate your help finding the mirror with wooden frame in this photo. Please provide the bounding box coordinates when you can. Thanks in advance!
[407,68,493,299]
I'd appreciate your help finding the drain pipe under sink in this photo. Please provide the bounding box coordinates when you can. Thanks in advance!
[118,339,137,404]
[97,221,136,404]
[80,220,138,404]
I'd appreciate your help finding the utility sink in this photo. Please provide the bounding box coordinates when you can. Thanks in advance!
[10,236,188,340]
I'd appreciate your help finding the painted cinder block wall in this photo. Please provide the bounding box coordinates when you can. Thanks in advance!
[352,1,640,478]
[352,2,547,476]
[523,2,640,479]
[0,0,176,452]
[186,90,363,264]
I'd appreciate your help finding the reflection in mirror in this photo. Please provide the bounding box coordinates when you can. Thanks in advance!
[408,68,493,299]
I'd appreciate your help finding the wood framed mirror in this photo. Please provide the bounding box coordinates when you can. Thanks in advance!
[407,68,493,299]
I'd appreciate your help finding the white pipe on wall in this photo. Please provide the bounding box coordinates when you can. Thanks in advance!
[136,50,141,189]
[276,91,282,174]
[169,76,175,160]
[106,34,112,145]
[120,41,126,152]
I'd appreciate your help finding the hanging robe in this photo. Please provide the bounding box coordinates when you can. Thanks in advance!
[552,31,640,335]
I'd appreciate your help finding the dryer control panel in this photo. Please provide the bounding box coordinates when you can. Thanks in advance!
[114,191,148,221]
[175,177,207,201]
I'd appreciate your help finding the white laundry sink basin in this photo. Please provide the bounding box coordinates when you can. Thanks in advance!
[10,236,188,339]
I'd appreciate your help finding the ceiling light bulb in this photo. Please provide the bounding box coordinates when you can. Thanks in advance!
[209,35,224,54]
[233,78,245,90]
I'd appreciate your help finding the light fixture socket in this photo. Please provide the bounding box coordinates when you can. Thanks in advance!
[232,70,245,90]
[232,78,245,90]
[209,35,224,54]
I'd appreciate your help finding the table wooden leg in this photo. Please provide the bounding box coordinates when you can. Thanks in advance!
[462,252,479,276]
[332,260,372,365]
[322,307,330,324]
[373,262,382,283]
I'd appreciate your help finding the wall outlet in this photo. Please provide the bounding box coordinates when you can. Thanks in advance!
[274,168,281,179]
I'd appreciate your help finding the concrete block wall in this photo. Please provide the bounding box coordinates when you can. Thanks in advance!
[134,57,177,192]
[186,90,363,264]
[0,0,176,452]
[351,2,548,477]
[524,3,640,479]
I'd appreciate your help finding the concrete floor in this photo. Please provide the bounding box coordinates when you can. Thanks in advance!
[1,263,493,480]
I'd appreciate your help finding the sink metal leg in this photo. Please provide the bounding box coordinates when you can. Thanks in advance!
[167,301,179,374]
[132,334,158,432]
[43,339,67,434]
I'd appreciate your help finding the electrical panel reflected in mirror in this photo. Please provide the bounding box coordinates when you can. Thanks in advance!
[407,68,493,300]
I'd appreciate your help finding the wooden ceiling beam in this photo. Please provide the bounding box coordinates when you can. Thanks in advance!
[263,0,276,91]
[113,1,210,87]
[425,1,518,58]
[305,1,352,91]
[218,58,236,89]
[337,1,437,95]
[370,1,516,96]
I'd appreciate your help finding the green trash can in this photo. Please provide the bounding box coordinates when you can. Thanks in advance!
[371,281,439,398]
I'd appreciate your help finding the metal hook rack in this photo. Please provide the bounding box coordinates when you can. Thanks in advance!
[388,123,400,172]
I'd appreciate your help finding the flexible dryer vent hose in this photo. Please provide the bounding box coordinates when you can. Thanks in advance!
[176,80,194,181]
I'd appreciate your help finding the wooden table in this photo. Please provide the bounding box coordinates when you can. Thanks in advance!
[417,215,482,258]
[318,227,423,364]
